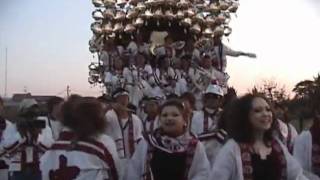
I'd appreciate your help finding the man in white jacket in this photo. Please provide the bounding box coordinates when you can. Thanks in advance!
[105,88,143,159]
[2,99,54,180]
[0,97,13,180]
[191,84,224,136]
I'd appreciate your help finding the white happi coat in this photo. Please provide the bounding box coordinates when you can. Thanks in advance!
[197,129,227,168]
[105,109,143,159]
[174,70,189,96]
[213,44,243,72]
[129,65,154,107]
[0,119,13,180]
[293,130,320,180]
[141,116,160,134]
[126,135,210,180]
[1,119,54,172]
[190,110,220,136]
[38,116,63,141]
[40,130,122,180]
[210,139,308,180]
[104,70,125,91]
[277,119,298,150]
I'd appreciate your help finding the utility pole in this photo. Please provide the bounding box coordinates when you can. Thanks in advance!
[66,85,70,98]
[4,47,8,97]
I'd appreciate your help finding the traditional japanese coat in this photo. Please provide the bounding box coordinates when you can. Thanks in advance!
[293,130,320,180]
[197,129,228,168]
[129,65,154,107]
[126,130,210,180]
[190,109,222,136]
[277,119,298,152]
[141,116,160,135]
[40,130,122,180]
[212,44,244,72]
[210,139,308,180]
[1,118,54,172]
[105,109,143,159]
[0,118,13,180]
[38,116,63,141]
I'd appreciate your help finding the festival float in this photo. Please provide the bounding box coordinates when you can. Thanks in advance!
[88,0,243,107]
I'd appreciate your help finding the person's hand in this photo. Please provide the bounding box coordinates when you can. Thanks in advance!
[245,53,257,58]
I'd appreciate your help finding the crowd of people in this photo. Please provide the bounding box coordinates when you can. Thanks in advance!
[91,33,256,109]
[1,84,320,180]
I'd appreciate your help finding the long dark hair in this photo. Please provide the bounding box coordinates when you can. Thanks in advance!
[228,94,277,144]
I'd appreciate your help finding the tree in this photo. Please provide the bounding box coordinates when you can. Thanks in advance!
[293,74,320,111]
[292,80,314,99]
[250,79,290,104]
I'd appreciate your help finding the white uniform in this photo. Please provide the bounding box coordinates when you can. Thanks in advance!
[210,139,308,180]
[40,130,122,180]
[1,119,54,173]
[141,116,160,134]
[129,65,154,107]
[105,109,143,159]
[293,130,320,180]
[174,69,188,96]
[213,44,243,72]
[190,109,221,136]
[104,70,125,92]
[197,129,227,168]
[277,119,298,151]
[38,116,63,141]
[126,132,210,180]
[0,119,13,180]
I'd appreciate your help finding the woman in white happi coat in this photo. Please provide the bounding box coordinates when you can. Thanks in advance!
[293,108,320,180]
[1,99,54,180]
[126,99,210,180]
[40,96,122,180]
[210,94,307,180]
[0,97,13,180]
[105,88,143,160]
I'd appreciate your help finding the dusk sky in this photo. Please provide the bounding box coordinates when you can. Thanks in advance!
[0,0,320,98]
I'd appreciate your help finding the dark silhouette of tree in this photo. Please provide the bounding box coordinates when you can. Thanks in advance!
[249,79,289,104]
[293,74,320,111]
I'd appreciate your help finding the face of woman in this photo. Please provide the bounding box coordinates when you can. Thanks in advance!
[160,105,185,137]
[249,97,273,132]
